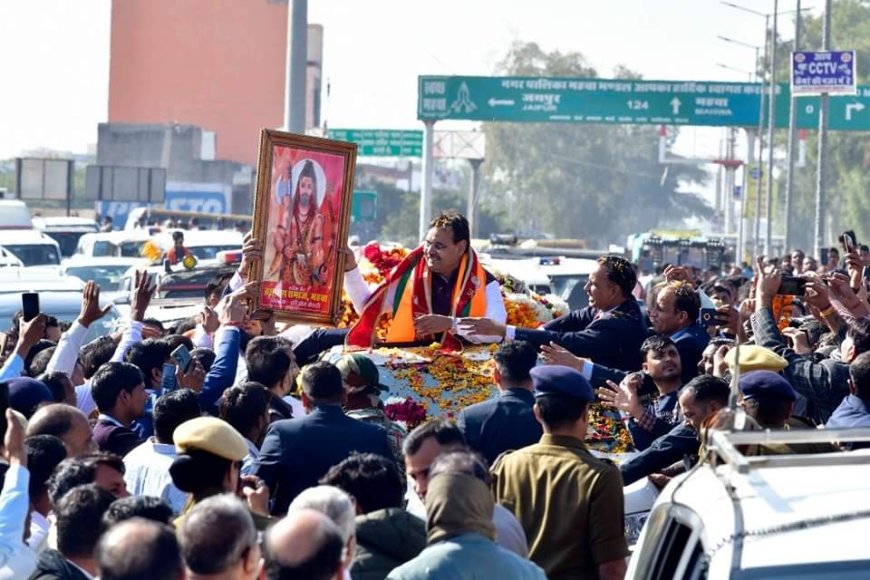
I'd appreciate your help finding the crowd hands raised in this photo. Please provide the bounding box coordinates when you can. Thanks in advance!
[1,212,870,580]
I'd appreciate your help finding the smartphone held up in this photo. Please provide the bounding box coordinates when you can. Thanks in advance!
[21,292,39,322]
[777,276,807,296]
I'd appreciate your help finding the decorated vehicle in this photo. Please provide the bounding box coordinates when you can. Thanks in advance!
[331,242,635,457]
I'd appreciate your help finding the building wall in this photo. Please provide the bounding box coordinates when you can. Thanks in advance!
[108,0,289,166]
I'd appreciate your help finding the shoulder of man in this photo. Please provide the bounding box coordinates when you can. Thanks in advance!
[490,448,521,472]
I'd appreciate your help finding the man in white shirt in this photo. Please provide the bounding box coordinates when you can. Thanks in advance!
[0,408,39,579]
[123,389,201,514]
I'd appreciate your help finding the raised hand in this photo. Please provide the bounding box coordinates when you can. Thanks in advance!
[131,270,157,322]
[78,280,113,327]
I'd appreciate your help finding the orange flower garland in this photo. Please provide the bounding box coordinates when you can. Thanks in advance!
[335,243,629,456]
[772,294,795,331]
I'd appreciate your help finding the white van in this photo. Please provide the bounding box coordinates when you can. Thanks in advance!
[0,200,33,229]
[33,216,99,258]
[73,231,155,259]
[0,230,62,267]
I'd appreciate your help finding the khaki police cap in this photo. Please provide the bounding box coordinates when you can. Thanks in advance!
[725,345,788,373]
[173,416,248,461]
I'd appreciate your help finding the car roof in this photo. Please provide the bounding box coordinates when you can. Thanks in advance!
[482,257,550,286]
[78,230,154,244]
[0,269,86,292]
[0,229,61,244]
[538,257,598,275]
[62,256,149,267]
[33,217,99,229]
[152,230,243,247]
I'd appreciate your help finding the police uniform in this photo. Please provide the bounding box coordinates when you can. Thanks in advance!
[739,371,837,455]
[490,366,629,580]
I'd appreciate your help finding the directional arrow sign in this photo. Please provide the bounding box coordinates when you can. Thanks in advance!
[846,102,866,120]
[419,75,870,131]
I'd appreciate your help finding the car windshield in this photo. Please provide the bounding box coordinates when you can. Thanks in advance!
[549,274,589,310]
[119,241,147,257]
[188,245,241,260]
[44,232,89,258]
[64,264,131,291]
[2,244,60,266]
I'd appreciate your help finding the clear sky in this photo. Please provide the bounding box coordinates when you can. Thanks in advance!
[0,0,817,161]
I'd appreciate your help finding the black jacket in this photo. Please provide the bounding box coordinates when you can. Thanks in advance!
[514,298,647,371]
[254,405,395,514]
[456,388,542,466]
[619,423,698,486]
[30,549,91,580]
[351,508,427,580]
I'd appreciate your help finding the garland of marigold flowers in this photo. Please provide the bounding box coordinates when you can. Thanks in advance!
[772,294,795,331]
[336,243,634,457]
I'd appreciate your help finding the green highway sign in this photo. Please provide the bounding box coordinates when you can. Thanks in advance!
[329,129,422,157]
[418,76,870,131]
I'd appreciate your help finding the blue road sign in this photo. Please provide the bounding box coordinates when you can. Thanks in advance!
[750,167,762,179]
[792,51,856,95]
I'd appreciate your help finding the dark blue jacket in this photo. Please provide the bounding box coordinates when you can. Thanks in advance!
[456,388,543,466]
[293,328,349,366]
[514,298,647,371]
[254,405,395,514]
[619,423,698,486]
[826,394,870,429]
[668,322,710,385]
[199,326,241,414]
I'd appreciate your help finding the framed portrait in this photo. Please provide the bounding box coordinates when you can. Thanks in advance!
[251,129,357,325]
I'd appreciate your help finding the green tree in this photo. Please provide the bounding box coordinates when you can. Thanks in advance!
[481,41,711,248]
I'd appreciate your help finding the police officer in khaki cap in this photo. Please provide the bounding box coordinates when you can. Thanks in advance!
[490,366,629,580]
[724,344,788,374]
[170,417,272,530]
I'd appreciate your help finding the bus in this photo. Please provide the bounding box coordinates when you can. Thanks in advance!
[626,230,729,273]
[123,207,252,232]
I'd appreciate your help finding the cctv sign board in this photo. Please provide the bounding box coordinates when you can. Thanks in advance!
[791,51,856,96]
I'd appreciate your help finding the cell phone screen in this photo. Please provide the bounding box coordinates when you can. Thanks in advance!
[778,276,806,296]
[22,292,39,322]
[171,345,193,373]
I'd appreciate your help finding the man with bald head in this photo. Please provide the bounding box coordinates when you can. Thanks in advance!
[27,403,96,456]
[178,494,262,580]
[96,517,184,580]
[265,508,345,580]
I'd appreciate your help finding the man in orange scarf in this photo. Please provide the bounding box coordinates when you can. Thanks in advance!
[345,211,506,350]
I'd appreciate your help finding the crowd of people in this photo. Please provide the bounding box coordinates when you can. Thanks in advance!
[0,209,868,580]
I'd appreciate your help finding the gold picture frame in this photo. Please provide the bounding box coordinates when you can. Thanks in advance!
[251,129,357,326]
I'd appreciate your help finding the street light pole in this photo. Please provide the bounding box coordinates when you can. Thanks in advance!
[720,1,812,258]
[784,0,802,254]
[815,0,832,259]
[764,1,778,258]
[755,15,769,259]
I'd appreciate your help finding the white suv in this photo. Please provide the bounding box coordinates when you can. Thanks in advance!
[627,428,870,579]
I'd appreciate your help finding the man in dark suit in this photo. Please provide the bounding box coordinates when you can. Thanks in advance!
[462,255,647,372]
[254,361,395,514]
[649,281,709,384]
[456,341,542,465]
